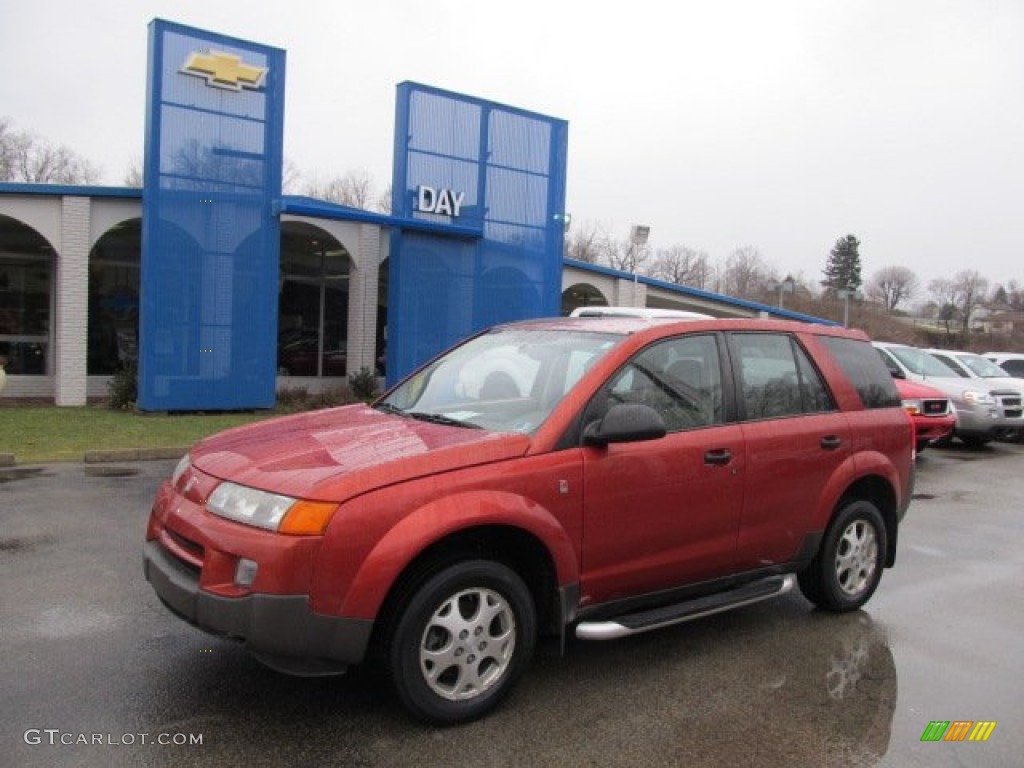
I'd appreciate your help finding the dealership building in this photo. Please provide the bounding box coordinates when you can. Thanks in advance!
[0,20,824,409]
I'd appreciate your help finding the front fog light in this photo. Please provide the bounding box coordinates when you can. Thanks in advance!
[235,558,258,587]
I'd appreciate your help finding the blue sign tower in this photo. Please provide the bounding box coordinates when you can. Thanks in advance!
[388,83,569,384]
[139,20,285,410]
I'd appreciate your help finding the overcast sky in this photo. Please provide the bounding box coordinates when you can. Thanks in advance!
[2,0,1022,294]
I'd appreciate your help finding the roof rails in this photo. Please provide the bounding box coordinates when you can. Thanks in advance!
[569,306,713,320]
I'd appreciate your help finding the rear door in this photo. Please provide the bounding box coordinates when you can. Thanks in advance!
[731,332,853,570]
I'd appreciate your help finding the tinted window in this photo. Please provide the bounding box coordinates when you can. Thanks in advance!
[823,337,901,409]
[733,333,836,419]
[603,334,723,431]
[1001,359,1024,377]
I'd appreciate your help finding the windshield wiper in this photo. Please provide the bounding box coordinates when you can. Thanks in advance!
[373,402,406,416]
[406,412,482,429]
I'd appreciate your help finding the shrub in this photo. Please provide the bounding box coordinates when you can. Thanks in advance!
[108,360,138,410]
[348,367,380,401]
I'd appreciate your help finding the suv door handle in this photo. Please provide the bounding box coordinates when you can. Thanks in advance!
[704,449,733,466]
[820,435,842,451]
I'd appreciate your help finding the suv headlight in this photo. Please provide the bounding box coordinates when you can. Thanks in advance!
[901,398,922,416]
[171,454,191,486]
[207,481,338,535]
[962,390,995,406]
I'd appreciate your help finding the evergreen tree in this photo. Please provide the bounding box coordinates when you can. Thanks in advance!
[822,235,863,293]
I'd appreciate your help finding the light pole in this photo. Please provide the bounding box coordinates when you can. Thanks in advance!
[769,275,795,309]
[628,225,650,304]
[836,287,863,327]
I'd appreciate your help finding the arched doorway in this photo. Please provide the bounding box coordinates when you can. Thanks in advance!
[0,214,55,375]
[561,282,609,316]
[88,219,141,374]
[278,221,352,377]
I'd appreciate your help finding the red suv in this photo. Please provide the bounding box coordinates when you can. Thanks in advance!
[144,317,914,724]
[892,378,955,451]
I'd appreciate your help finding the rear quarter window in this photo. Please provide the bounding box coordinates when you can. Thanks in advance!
[821,337,901,409]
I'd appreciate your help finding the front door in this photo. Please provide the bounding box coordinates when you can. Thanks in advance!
[580,334,744,605]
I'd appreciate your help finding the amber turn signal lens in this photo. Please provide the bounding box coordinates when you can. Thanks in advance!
[279,500,339,535]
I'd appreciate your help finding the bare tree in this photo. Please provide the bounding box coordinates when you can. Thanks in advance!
[651,245,712,289]
[928,277,959,340]
[602,232,651,274]
[951,269,989,336]
[866,265,919,314]
[281,158,302,195]
[0,117,24,180]
[720,246,769,299]
[304,169,377,210]
[0,116,100,184]
[376,183,392,215]
[123,155,143,188]
[564,220,605,264]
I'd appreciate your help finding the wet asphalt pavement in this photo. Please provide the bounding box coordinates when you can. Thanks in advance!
[1,444,1022,767]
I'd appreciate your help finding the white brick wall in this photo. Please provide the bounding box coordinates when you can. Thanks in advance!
[345,224,382,375]
[54,197,90,406]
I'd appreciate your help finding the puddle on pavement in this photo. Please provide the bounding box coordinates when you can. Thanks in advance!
[0,533,55,554]
[0,467,47,484]
[912,493,936,500]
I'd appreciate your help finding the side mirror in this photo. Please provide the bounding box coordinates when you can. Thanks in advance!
[888,366,905,380]
[583,403,667,447]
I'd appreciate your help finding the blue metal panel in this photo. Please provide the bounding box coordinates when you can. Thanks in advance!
[139,20,285,410]
[387,83,568,385]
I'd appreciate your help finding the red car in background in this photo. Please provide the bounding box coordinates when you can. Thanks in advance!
[893,378,955,451]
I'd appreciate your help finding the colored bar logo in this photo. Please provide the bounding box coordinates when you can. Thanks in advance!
[921,721,997,742]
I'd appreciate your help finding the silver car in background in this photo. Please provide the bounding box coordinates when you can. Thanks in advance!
[874,342,1024,447]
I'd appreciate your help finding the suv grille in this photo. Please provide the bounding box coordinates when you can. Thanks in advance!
[922,398,950,416]
[993,391,1023,418]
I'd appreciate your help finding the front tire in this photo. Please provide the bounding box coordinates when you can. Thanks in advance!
[799,500,887,612]
[387,560,536,725]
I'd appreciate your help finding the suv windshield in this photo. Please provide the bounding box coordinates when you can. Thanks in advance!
[958,353,1012,378]
[379,328,623,433]
[887,346,961,377]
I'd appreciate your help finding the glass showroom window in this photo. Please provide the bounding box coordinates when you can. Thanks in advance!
[278,229,350,377]
[0,217,54,375]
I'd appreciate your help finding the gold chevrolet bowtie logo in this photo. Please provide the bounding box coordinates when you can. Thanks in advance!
[181,50,268,92]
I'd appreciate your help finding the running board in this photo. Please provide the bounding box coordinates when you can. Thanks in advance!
[575,574,796,641]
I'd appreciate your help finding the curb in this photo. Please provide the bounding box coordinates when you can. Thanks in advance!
[0,448,188,466]
[83,447,188,464]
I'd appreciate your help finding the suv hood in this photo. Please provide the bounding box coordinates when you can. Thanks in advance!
[893,379,948,400]
[190,404,531,502]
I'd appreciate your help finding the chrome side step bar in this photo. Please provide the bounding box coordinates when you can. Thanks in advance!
[575,574,796,641]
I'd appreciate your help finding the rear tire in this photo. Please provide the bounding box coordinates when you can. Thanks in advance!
[386,560,536,725]
[799,500,887,612]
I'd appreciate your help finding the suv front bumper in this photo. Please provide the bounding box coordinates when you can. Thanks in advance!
[143,540,372,674]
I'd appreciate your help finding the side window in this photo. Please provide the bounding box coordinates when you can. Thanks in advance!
[733,333,836,420]
[795,343,834,412]
[875,347,900,376]
[930,353,969,378]
[602,335,723,432]
[1003,360,1024,377]
[822,337,901,409]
